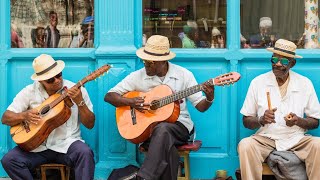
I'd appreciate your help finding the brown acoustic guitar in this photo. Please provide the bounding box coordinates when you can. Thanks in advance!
[116,72,241,144]
[10,65,111,151]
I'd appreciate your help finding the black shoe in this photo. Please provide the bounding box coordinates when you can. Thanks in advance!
[122,172,145,180]
[122,171,138,180]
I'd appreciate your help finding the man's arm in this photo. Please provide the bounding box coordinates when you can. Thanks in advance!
[243,116,262,130]
[104,92,132,107]
[285,113,319,130]
[195,99,213,112]
[2,109,41,126]
[243,108,277,130]
[296,117,319,130]
[77,103,95,129]
[195,82,214,112]
[104,92,146,111]
[67,87,95,129]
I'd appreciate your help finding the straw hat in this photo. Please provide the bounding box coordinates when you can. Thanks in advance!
[31,54,65,81]
[136,35,176,61]
[267,39,302,58]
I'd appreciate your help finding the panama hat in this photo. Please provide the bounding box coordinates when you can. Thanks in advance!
[267,39,302,58]
[31,54,65,81]
[136,35,176,61]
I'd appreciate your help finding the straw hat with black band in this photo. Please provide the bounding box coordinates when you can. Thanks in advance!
[136,35,176,61]
[267,39,303,59]
[31,54,65,81]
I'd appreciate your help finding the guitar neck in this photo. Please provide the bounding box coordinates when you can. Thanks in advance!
[48,79,87,108]
[155,83,204,109]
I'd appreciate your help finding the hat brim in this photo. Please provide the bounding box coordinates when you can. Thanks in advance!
[267,48,302,58]
[31,60,65,81]
[136,47,176,61]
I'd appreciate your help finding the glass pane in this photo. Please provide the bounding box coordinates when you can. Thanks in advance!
[10,0,94,48]
[143,0,227,49]
[240,0,318,49]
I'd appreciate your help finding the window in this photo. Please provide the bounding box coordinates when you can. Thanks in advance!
[143,0,227,49]
[10,0,94,48]
[240,0,317,49]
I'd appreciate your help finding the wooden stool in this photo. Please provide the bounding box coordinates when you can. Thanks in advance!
[236,163,274,180]
[40,163,70,180]
[139,140,202,180]
[177,140,202,180]
[262,162,274,175]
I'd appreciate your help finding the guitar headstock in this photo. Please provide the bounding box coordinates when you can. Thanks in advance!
[210,72,241,86]
[82,65,111,83]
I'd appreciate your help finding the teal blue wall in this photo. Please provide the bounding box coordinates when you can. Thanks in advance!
[1,0,320,179]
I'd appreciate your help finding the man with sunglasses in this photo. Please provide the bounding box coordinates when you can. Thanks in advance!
[238,39,320,180]
[1,54,96,180]
[104,35,215,180]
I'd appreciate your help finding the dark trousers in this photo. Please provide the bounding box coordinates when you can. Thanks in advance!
[1,140,95,180]
[138,122,190,180]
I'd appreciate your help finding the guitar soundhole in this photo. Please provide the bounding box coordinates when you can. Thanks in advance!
[150,100,159,110]
[40,105,51,116]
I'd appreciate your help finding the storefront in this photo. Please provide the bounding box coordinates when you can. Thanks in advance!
[1,0,320,179]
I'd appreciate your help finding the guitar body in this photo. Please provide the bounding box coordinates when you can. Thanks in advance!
[10,94,71,151]
[116,85,180,144]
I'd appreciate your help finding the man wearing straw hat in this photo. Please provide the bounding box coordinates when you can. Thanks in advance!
[105,35,215,180]
[238,39,320,180]
[250,17,276,48]
[1,54,96,180]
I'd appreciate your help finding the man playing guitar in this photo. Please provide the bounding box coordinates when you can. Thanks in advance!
[1,54,95,180]
[104,35,215,180]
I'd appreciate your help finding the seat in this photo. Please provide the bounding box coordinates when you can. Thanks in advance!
[177,140,202,180]
[262,162,274,175]
[236,163,274,180]
[139,140,202,180]
[40,163,70,180]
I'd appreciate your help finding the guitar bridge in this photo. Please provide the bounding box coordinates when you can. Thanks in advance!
[130,107,137,125]
[22,121,31,133]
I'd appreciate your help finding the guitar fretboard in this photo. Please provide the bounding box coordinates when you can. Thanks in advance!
[152,84,205,109]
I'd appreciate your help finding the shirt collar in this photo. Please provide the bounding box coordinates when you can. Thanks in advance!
[266,70,299,92]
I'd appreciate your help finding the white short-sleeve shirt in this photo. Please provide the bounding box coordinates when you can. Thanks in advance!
[108,62,206,132]
[241,71,320,151]
[7,79,94,153]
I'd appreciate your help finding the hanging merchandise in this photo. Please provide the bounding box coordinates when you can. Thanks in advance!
[304,0,318,48]
[214,0,219,23]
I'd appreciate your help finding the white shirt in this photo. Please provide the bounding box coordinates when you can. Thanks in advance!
[7,79,93,153]
[108,62,205,132]
[241,71,320,151]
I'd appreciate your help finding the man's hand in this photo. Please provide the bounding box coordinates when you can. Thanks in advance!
[260,108,277,125]
[284,112,299,127]
[202,82,214,102]
[66,87,83,106]
[23,109,41,124]
[128,96,150,112]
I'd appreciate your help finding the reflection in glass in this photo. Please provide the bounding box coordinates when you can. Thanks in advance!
[10,0,94,48]
[240,0,314,49]
[143,0,227,49]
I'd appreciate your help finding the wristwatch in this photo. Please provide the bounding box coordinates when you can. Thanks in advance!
[78,100,86,107]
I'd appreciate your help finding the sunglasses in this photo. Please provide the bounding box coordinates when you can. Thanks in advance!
[45,72,62,84]
[271,57,291,66]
